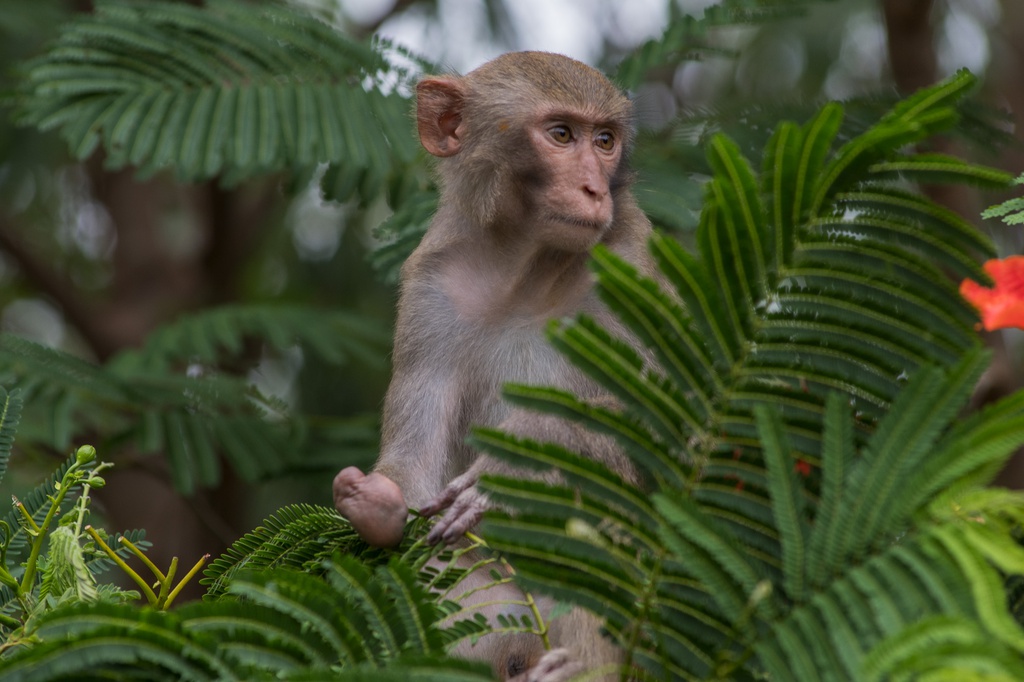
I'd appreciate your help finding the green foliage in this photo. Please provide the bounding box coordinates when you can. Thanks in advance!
[2,0,401,493]
[0,386,22,488]
[627,72,1014,238]
[370,189,439,285]
[614,1,830,89]
[199,504,533,661]
[983,173,1024,226]
[472,71,1024,679]
[0,450,149,620]
[0,430,158,642]
[0,332,288,493]
[0,559,495,680]
[0,304,384,493]
[1,502,505,680]
[118,304,388,372]
[38,526,99,603]
[12,0,422,201]
[202,503,369,598]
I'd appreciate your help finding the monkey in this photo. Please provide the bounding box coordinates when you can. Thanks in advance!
[335,51,656,681]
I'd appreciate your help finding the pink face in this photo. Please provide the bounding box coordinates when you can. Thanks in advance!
[527,113,622,248]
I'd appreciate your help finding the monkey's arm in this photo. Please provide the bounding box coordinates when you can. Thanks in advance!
[336,364,460,547]
[375,306,467,510]
[338,307,466,545]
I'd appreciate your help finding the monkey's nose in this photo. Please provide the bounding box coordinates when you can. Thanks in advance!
[575,190,613,227]
[583,180,608,200]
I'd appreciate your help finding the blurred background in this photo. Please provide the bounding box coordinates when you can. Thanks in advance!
[0,0,1021,599]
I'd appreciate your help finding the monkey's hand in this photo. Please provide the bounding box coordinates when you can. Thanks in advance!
[509,649,585,682]
[333,467,408,549]
[420,467,490,545]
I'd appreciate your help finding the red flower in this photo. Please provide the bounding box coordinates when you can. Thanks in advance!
[960,256,1024,331]
[794,459,812,477]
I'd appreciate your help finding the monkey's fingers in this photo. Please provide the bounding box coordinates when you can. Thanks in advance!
[425,490,490,545]
[418,487,459,518]
[419,470,477,517]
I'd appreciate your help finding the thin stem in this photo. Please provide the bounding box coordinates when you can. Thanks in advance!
[500,558,551,649]
[19,472,77,594]
[452,574,514,602]
[622,550,665,680]
[14,503,39,535]
[155,557,178,608]
[120,536,165,582]
[73,462,113,538]
[85,526,158,604]
[163,554,209,609]
[72,485,92,538]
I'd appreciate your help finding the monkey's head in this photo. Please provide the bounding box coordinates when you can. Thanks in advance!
[416,51,636,254]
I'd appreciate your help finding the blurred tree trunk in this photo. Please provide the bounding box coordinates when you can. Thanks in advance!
[883,0,937,93]
[882,0,976,219]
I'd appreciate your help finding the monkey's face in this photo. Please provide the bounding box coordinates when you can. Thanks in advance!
[415,53,635,253]
[525,115,623,253]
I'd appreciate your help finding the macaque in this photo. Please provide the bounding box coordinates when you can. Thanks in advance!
[335,51,655,681]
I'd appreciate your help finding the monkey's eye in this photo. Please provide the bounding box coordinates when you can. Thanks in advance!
[595,131,615,151]
[549,126,572,144]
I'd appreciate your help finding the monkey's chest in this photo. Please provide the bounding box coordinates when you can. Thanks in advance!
[477,325,564,385]
[440,260,588,328]
[457,323,569,427]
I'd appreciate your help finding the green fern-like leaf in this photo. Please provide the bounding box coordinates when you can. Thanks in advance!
[500,384,686,488]
[0,334,376,493]
[201,504,357,598]
[982,172,1024,226]
[14,0,420,198]
[1,453,77,557]
[201,505,436,599]
[632,149,703,233]
[755,405,808,601]
[375,560,448,654]
[861,615,1024,682]
[804,393,856,589]
[752,487,1024,681]
[3,553,492,679]
[0,526,148,616]
[114,305,387,372]
[2,602,232,681]
[0,386,22,486]
[228,566,379,665]
[37,526,98,604]
[614,3,812,89]
[370,189,439,285]
[296,658,493,682]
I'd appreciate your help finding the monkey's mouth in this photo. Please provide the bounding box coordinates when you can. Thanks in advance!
[547,213,610,232]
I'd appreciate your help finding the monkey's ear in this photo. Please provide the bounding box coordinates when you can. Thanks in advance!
[416,77,466,157]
